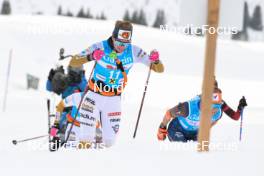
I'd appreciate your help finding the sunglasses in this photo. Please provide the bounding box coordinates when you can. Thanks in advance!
[114,40,130,48]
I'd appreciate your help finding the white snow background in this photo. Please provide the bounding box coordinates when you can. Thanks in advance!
[0,15,264,175]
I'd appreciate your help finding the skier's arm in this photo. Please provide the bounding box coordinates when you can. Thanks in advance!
[132,45,164,73]
[157,102,188,140]
[55,93,81,113]
[46,80,53,92]
[222,97,247,121]
[160,102,189,126]
[69,42,104,68]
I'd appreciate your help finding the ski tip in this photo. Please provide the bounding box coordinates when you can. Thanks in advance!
[12,140,17,145]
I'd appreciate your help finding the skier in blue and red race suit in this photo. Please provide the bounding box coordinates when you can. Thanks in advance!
[157,79,248,142]
[67,20,164,148]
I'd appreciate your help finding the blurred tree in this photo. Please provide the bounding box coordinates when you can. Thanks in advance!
[66,10,73,17]
[138,9,147,26]
[100,12,106,20]
[123,9,131,21]
[153,10,166,28]
[232,2,248,41]
[1,0,11,15]
[250,5,263,31]
[77,7,86,18]
[86,8,93,19]
[57,5,62,15]
[131,10,139,24]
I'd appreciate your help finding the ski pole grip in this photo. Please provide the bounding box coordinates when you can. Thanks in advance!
[50,127,58,137]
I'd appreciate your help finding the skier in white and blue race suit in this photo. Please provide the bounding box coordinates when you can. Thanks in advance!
[157,79,248,142]
[68,20,164,148]
[46,64,87,145]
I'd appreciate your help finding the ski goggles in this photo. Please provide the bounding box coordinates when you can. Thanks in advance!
[114,40,130,48]
[117,29,132,41]
[113,29,132,42]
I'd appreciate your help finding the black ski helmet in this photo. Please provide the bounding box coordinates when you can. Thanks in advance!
[51,72,69,95]
[112,20,133,42]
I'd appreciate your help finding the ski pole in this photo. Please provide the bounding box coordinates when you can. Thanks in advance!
[59,48,73,60]
[47,99,53,151]
[239,108,244,141]
[64,63,96,145]
[133,64,152,138]
[12,135,48,145]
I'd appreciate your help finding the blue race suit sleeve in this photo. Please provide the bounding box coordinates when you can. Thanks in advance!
[46,80,53,92]
[79,75,88,92]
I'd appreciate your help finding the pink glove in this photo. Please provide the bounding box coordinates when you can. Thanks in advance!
[50,127,58,137]
[149,50,159,62]
[92,49,105,61]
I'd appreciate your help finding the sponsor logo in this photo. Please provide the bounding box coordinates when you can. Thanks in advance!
[109,78,116,84]
[80,113,96,121]
[137,49,147,59]
[120,57,132,65]
[108,112,121,117]
[81,104,94,113]
[110,118,121,123]
[85,97,95,105]
[80,121,94,127]
[95,73,106,82]
[106,65,116,70]
[112,124,119,134]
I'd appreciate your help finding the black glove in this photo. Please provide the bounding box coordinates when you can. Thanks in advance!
[238,96,247,111]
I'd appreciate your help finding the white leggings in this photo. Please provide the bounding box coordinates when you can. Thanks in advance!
[78,91,121,147]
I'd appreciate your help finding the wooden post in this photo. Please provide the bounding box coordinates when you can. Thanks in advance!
[2,49,13,112]
[197,0,220,152]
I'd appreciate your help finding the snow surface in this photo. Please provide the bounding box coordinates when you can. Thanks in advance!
[0,15,264,175]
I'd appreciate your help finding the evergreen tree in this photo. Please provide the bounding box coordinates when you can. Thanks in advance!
[250,5,263,31]
[1,0,11,15]
[66,10,73,17]
[86,8,93,19]
[77,7,86,18]
[232,2,248,41]
[153,10,166,28]
[100,12,106,20]
[131,10,139,24]
[138,9,147,26]
[57,5,62,15]
[243,2,250,31]
[123,9,130,21]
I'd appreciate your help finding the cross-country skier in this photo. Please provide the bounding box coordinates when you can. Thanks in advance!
[157,79,248,142]
[68,20,164,148]
[50,91,103,150]
[46,65,87,149]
